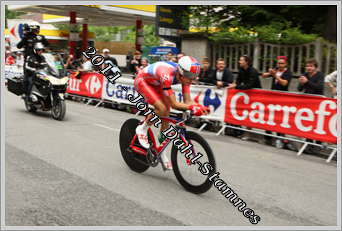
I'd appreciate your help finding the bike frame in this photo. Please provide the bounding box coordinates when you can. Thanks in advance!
[129,114,191,158]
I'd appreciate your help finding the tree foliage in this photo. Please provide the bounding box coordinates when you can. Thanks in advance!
[5,5,25,28]
[53,24,160,47]
[186,5,334,44]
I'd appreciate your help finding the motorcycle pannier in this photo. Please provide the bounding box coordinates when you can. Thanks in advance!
[7,77,25,96]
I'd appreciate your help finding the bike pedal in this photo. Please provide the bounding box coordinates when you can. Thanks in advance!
[146,148,159,167]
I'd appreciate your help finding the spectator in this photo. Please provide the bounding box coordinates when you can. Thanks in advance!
[212,58,234,88]
[5,51,15,65]
[139,57,149,69]
[297,58,325,154]
[198,57,214,84]
[15,51,24,69]
[64,54,76,70]
[297,59,324,95]
[78,55,93,72]
[228,55,261,141]
[129,50,142,74]
[126,51,133,70]
[102,48,118,67]
[325,70,337,98]
[100,48,120,76]
[176,52,185,61]
[5,38,11,50]
[262,56,293,91]
[54,55,64,69]
[228,55,261,90]
[166,52,174,62]
[262,56,295,150]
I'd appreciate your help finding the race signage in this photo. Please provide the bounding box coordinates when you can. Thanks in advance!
[149,46,179,55]
[102,77,140,104]
[224,89,337,143]
[101,77,226,121]
[67,72,104,99]
[156,5,188,40]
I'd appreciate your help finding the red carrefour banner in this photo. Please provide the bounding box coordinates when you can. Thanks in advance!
[67,72,104,99]
[225,89,337,144]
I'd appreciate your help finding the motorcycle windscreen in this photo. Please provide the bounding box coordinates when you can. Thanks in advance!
[42,53,67,78]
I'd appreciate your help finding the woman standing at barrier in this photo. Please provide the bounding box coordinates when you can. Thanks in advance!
[262,56,292,91]
[262,56,295,150]
[325,70,337,98]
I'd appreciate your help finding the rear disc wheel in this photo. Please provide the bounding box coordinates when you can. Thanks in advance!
[119,118,149,173]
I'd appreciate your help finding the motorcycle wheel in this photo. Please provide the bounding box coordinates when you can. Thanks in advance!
[51,98,66,121]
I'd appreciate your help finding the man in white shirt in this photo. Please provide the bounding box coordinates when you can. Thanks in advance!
[16,51,24,70]
[325,70,337,98]
[78,55,93,72]
[212,58,234,88]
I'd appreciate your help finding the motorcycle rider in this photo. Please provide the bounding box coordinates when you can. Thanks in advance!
[24,42,47,102]
[17,22,49,100]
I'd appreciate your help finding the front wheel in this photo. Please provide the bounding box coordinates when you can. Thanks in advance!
[51,98,66,121]
[171,131,216,194]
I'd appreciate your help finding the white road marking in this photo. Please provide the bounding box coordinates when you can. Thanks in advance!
[93,123,120,132]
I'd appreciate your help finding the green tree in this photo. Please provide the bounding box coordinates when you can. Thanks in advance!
[142,25,160,47]
[119,25,160,47]
[185,5,335,43]
[5,5,25,28]
[187,6,222,34]
[53,24,160,46]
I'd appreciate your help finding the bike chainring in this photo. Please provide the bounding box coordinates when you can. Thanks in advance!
[146,148,159,167]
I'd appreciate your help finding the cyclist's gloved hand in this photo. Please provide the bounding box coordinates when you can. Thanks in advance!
[196,103,210,114]
[188,104,210,116]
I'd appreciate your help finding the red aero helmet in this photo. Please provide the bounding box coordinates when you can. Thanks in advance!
[178,56,201,79]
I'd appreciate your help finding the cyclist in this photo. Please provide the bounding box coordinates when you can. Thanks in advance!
[134,56,210,170]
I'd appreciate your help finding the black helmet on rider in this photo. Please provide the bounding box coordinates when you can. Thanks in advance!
[177,56,201,79]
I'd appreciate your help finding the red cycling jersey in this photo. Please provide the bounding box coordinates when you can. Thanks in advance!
[134,61,190,104]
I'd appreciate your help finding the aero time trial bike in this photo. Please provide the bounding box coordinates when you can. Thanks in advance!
[119,111,216,194]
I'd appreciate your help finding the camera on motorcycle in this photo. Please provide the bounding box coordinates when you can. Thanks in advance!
[23,23,30,32]
[22,23,40,37]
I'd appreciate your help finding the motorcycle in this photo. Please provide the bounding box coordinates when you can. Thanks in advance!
[7,53,69,121]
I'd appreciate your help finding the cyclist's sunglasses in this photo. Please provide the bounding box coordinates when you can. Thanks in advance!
[180,67,199,80]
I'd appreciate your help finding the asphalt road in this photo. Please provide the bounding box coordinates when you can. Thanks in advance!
[4,90,337,226]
